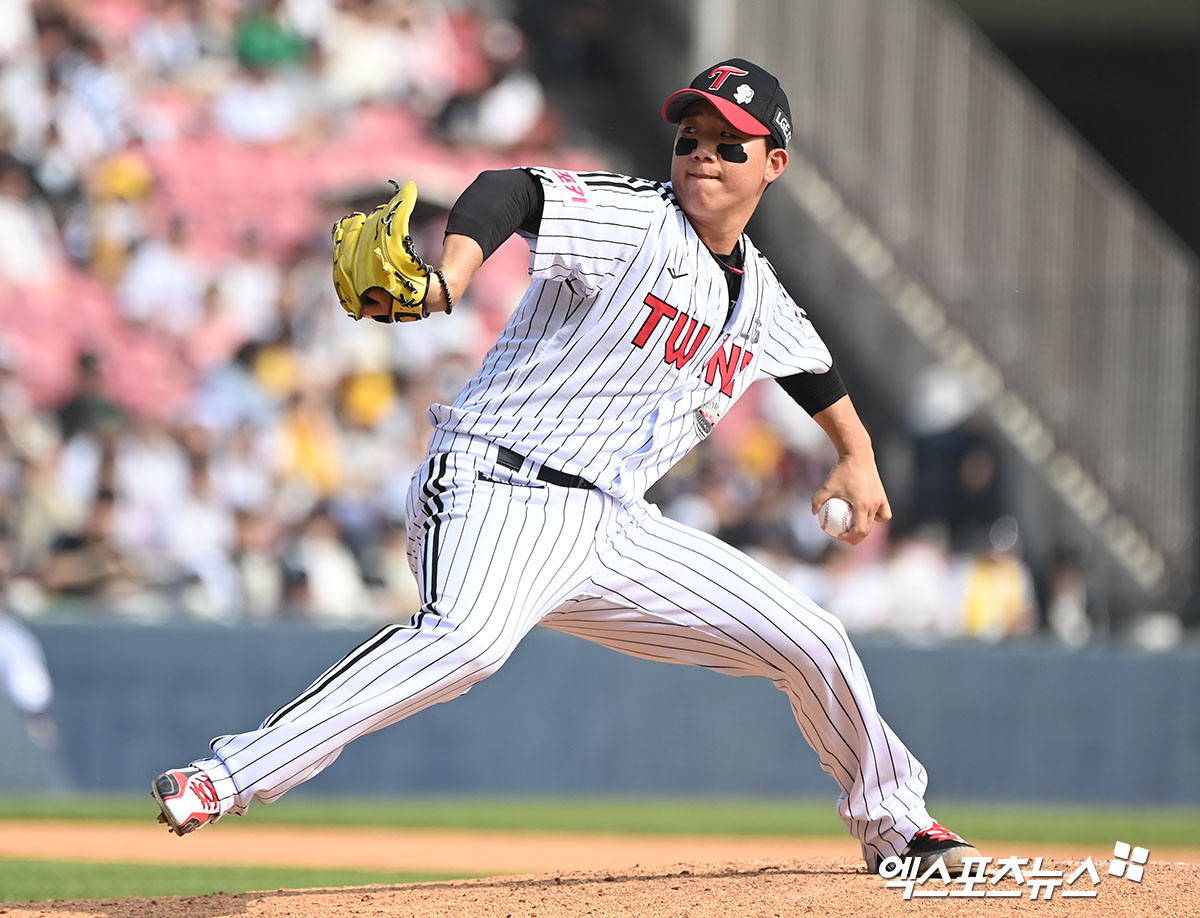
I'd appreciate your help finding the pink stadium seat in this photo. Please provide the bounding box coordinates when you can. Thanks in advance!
[79,0,146,43]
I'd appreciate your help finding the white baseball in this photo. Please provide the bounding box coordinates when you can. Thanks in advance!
[818,498,854,538]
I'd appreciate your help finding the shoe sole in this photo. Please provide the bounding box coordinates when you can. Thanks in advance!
[913,844,982,873]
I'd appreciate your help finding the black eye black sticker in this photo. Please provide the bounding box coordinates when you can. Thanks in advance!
[675,137,698,156]
[716,143,748,163]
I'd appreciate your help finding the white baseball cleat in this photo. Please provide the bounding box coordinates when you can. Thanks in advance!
[151,767,222,836]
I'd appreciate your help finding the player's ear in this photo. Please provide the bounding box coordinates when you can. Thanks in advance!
[765,147,788,184]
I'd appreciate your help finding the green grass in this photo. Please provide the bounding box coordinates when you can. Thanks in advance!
[0,793,846,834]
[1,793,1197,846]
[928,801,1200,848]
[0,860,466,904]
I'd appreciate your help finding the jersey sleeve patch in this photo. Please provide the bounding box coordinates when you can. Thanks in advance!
[543,169,592,207]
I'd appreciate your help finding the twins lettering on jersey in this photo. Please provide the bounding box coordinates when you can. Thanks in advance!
[632,293,754,398]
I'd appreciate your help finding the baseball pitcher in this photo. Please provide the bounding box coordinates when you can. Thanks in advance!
[153,58,979,874]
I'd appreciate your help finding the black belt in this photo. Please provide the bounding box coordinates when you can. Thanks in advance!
[496,446,595,490]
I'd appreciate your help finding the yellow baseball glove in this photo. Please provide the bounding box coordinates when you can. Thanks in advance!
[331,180,436,322]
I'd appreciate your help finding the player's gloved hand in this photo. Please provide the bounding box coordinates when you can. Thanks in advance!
[331,180,433,322]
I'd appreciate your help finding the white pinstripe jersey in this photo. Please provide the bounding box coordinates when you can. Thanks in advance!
[429,167,834,501]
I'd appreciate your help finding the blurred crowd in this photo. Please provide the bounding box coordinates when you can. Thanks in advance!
[0,0,1073,649]
[0,0,572,629]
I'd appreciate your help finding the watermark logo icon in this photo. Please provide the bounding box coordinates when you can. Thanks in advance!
[880,842,1149,900]
[1109,841,1149,883]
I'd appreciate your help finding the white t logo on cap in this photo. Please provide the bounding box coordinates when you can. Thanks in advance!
[734,85,754,105]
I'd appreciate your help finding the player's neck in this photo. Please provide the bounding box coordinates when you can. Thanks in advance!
[684,197,760,254]
[689,218,748,258]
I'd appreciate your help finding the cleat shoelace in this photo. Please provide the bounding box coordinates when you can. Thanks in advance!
[916,823,964,844]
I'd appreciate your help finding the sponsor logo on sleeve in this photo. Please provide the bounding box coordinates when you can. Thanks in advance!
[550,169,590,206]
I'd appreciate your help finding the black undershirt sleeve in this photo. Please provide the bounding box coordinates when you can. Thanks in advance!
[777,365,849,417]
[444,168,544,261]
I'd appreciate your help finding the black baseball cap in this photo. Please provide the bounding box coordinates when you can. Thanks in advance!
[662,58,793,149]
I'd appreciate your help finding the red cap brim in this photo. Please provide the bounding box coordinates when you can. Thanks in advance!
[662,89,771,136]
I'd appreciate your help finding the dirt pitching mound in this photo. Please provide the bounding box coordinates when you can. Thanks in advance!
[7,857,1198,918]
[2,823,1196,917]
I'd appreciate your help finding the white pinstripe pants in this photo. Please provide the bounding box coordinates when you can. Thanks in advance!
[198,445,932,868]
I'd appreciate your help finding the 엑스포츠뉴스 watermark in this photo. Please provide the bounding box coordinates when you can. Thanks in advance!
[879,841,1149,901]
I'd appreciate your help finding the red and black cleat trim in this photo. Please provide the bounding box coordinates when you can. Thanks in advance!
[898,822,980,872]
[151,768,219,836]
[910,823,968,848]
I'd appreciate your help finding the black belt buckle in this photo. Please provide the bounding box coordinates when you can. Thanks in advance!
[493,445,594,490]
[496,446,523,471]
